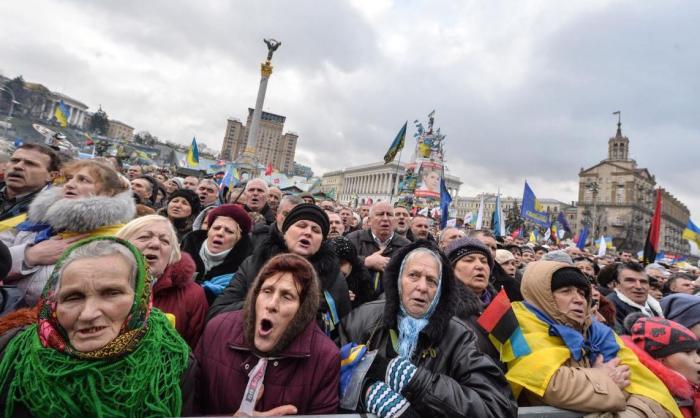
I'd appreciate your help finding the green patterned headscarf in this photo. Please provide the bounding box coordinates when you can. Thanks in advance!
[0,236,190,418]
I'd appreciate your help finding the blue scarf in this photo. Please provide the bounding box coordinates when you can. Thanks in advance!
[524,302,619,363]
[397,274,442,359]
[15,220,55,243]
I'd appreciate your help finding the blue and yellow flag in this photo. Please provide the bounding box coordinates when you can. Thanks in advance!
[383,121,407,164]
[54,100,70,128]
[682,219,700,246]
[520,182,550,227]
[186,137,199,167]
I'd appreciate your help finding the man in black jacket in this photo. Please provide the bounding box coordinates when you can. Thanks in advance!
[346,201,410,297]
[250,194,303,250]
[339,241,517,418]
[242,178,275,225]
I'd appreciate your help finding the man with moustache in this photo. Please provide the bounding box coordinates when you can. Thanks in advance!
[346,201,410,297]
[0,144,60,222]
[326,211,345,239]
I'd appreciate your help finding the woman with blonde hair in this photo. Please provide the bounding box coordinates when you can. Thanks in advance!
[117,215,207,347]
[4,159,135,308]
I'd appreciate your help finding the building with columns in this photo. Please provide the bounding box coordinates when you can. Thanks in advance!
[575,120,690,254]
[22,83,89,129]
[321,161,461,207]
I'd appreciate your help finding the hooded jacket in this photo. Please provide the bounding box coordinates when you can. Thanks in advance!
[207,226,351,341]
[153,252,208,349]
[506,261,681,417]
[3,187,135,307]
[340,241,517,418]
[194,259,339,415]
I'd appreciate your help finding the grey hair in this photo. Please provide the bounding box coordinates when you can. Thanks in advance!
[246,178,269,192]
[399,247,443,285]
[280,194,304,206]
[56,240,138,292]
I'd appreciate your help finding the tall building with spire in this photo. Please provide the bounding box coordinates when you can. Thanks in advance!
[575,117,689,254]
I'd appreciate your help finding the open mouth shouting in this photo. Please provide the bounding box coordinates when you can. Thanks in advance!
[258,317,274,338]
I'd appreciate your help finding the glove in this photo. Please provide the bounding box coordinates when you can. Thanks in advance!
[386,356,417,394]
[202,273,234,297]
[365,381,410,418]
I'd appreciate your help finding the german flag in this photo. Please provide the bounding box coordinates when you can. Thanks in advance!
[477,289,531,362]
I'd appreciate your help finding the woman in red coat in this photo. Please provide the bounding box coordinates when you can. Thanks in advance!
[194,253,340,415]
[118,214,208,348]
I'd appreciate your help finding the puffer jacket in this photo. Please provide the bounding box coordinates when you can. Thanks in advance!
[340,241,517,418]
[207,227,351,341]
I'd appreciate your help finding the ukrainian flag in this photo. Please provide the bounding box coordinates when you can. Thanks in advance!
[186,137,199,167]
[54,100,70,128]
[383,121,407,164]
[683,219,700,246]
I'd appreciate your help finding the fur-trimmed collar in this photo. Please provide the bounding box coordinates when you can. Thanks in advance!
[381,240,458,345]
[253,225,341,291]
[27,187,136,232]
[153,252,197,293]
[455,282,483,319]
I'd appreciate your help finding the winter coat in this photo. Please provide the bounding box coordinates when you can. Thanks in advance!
[454,283,504,369]
[244,203,275,225]
[606,291,663,329]
[207,227,351,341]
[180,229,253,285]
[345,229,411,297]
[2,187,135,307]
[340,241,518,418]
[153,252,208,349]
[193,309,340,415]
[621,335,700,418]
[250,222,273,251]
[509,261,680,417]
[0,183,47,221]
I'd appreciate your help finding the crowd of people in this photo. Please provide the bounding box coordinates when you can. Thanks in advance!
[0,143,697,416]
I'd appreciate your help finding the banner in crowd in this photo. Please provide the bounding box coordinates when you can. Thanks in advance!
[413,160,442,199]
[520,182,550,227]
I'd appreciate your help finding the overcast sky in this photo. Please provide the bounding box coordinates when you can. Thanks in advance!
[2,0,698,219]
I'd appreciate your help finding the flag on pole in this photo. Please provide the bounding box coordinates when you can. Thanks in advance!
[520,182,550,227]
[556,211,571,233]
[529,231,537,243]
[510,227,522,239]
[475,194,485,229]
[439,178,452,229]
[597,234,607,258]
[477,289,531,362]
[186,137,199,167]
[576,225,589,250]
[492,193,506,237]
[463,211,474,226]
[383,121,407,164]
[643,189,662,265]
[54,100,70,128]
[682,219,700,247]
[265,162,273,176]
[543,227,551,243]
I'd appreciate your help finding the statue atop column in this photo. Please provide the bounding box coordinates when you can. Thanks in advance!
[264,39,281,61]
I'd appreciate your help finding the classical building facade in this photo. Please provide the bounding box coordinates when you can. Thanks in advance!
[106,119,134,142]
[321,161,461,207]
[576,122,690,254]
[22,83,89,129]
[219,109,298,175]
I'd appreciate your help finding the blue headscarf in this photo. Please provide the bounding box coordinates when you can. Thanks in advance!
[397,248,443,358]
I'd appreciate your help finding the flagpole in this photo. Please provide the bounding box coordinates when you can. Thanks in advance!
[389,146,403,204]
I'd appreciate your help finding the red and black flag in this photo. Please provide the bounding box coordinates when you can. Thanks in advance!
[477,289,531,362]
[643,188,662,265]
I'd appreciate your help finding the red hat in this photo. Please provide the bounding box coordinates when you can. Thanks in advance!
[206,204,252,235]
[630,317,700,359]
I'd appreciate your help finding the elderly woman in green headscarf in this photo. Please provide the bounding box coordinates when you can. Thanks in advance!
[0,237,191,417]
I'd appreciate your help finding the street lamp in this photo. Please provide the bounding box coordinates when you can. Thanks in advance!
[585,180,599,238]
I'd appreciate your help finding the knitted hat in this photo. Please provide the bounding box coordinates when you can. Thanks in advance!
[660,293,700,331]
[327,236,358,263]
[167,189,201,215]
[551,267,591,300]
[445,237,494,270]
[520,246,535,255]
[541,250,574,265]
[282,203,330,238]
[206,204,252,235]
[495,249,515,265]
[629,317,700,359]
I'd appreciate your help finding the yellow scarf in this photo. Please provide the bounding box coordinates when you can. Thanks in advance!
[506,302,682,418]
[0,214,27,233]
[59,224,126,240]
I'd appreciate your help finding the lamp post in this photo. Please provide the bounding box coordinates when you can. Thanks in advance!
[586,180,599,239]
